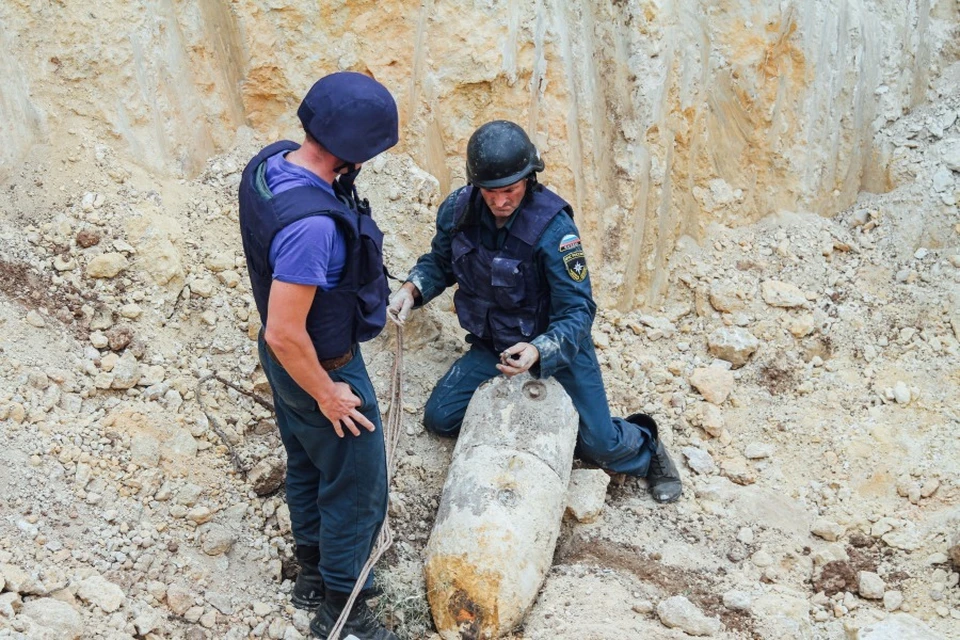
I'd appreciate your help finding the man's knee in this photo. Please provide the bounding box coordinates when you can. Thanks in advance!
[423,397,462,437]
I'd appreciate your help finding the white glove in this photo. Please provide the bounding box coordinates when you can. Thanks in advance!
[387,285,416,325]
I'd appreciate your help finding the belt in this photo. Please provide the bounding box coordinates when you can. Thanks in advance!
[265,343,354,372]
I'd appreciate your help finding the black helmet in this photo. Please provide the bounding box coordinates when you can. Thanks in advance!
[465,120,544,188]
[297,71,399,164]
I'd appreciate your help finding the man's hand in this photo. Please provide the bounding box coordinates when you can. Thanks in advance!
[387,282,418,325]
[497,342,539,377]
[318,381,376,438]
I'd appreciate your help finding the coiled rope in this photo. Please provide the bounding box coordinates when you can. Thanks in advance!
[327,318,405,640]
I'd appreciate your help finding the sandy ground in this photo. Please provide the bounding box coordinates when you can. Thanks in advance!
[0,68,959,640]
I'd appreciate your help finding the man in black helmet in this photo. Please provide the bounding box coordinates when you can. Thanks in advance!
[388,120,682,504]
[238,71,399,640]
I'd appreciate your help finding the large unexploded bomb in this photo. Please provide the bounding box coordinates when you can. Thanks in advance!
[424,374,578,639]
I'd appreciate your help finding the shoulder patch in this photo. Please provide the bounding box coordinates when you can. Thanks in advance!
[562,249,588,282]
[558,233,581,252]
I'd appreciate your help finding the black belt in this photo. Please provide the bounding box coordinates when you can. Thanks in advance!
[266,343,353,372]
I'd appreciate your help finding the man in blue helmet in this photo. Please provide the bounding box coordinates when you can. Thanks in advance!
[388,120,682,504]
[238,71,399,640]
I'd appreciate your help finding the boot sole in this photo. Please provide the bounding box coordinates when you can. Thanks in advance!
[291,593,324,610]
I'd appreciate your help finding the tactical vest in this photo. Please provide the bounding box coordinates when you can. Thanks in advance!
[238,141,389,360]
[451,185,572,352]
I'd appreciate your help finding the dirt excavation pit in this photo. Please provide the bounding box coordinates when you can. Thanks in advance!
[1,2,960,640]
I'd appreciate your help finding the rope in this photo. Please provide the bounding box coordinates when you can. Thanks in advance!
[327,318,405,640]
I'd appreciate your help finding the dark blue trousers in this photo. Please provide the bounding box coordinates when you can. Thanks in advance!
[423,337,653,477]
[258,336,387,593]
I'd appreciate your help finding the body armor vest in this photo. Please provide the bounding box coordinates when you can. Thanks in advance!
[450,185,572,352]
[238,141,389,359]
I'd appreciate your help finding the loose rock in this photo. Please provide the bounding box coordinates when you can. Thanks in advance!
[21,598,83,639]
[656,595,722,636]
[564,469,610,523]
[76,574,126,613]
[858,571,886,600]
[86,252,129,278]
[689,367,735,405]
[707,327,760,367]
[248,456,286,496]
[760,280,808,308]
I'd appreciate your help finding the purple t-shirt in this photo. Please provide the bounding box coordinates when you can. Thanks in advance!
[265,151,346,290]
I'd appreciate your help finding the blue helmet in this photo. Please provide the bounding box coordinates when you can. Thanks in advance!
[297,72,399,164]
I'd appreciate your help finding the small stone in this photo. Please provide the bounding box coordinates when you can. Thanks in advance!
[689,367,735,405]
[119,304,143,319]
[0,591,22,617]
[813,544,850,567]
[76,229,101,248]
[76,574,126,612]
[708,284,744,313]
[0,564,37,593]
[111,352,141,389]
[858,571,886,600]
[101,352,120,371]
[698,403,725,437]
[721,459,756,485]
[53,255,78,271]
[190,278,216,298]
[26,310,46,327]
[564,469,611,523]
[130,434,161,467]
[722,590,752,612]
[681,447,716,475]
[166,584,196,616]
[656,595,722,636]
[200,608,218,628]
[920,478,940,498]
[204,253,235,272]
[811,519,844,542]
[201,310,218,326]
[736,527,754,545]
[751,550,774,567]
[893,381,911,404]
[201,524,236,556]
[90,331,109,349]
[707,327,759,368]
[218,270,241,288]
[632,600,655,614]
[248,457,286,496]
[761,280,808,308]
[883,591,904,611]
[134,605,164,635]
[788,314,816,338]
[106,325,134,351]
[744,442,774,459]
[187,506,216,525]
[86,252,129,278]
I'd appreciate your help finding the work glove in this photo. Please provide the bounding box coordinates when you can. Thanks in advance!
[387,285,416,325]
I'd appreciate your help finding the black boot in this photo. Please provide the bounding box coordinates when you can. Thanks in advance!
[291,545,325,610]
[309,589,398,640]
[626,413,683,504]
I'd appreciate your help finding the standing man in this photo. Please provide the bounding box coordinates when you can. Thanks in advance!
[239,71,399,640]
[388,120,682,504]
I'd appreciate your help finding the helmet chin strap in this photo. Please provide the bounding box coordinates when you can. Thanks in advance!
[333,161,358,176]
